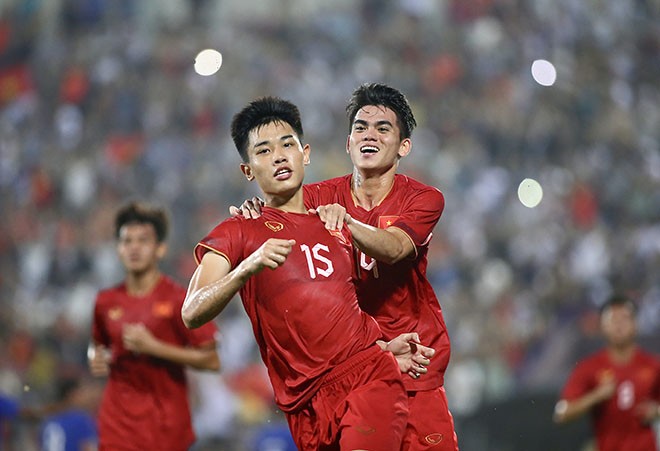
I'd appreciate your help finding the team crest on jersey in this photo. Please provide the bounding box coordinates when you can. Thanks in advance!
[152,301,173,318]
[378,215,398,228]
[108,307,123,321]
[328,228,348,245]
[265,221,284,232]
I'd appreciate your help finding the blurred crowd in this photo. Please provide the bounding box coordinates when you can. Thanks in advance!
[1,0,659,449]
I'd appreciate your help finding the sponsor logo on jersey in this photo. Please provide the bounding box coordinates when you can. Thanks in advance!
[378,215,398,229]
[265,221,284,232]
[152,301,173,318]
[108,307,123,321]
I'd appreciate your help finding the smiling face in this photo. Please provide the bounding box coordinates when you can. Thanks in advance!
[240,120,310,207]
[347,105,411,175]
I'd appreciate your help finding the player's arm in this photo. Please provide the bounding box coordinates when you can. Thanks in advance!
[121,325,220,371]
[312,204,414,264]
[182,238,296,329]
[87,342,110,377]
[553,375,616,423]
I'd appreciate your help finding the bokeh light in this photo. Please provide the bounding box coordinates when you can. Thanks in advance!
[531,59,557,86]
[517,178,544,208]
[194,49,223,76]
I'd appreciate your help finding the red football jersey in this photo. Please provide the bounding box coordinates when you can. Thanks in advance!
[561,347,660,451]
[195,207,383,413]
[92,276,217,451]
[304,174,450,391]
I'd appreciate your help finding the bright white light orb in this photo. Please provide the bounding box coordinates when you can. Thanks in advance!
[531,59,557,86]
[194,49,223,76]
[518,178,544,208]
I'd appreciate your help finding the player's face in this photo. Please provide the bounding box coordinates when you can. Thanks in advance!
[601,304,636,347]
[346,105,411,174]
[241,121,310,200]
[117,223,165,275]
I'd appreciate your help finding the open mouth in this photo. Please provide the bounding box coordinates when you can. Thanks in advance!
[274,167,292,179]
[360,145,379,154]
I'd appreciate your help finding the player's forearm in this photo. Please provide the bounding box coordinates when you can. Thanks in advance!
[144,341,220,371]
[346,217,410,264]
[182,265,251,329]
[553,393,602,423]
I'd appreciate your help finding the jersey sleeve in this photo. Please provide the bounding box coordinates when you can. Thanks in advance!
[302,177,347,209]
[560,359,595,401]
[391,186,444,247]
[194,218,245,267]
[92,293,110,346]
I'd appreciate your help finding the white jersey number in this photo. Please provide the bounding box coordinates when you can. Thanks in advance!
[617,380,635,410]
[300,243,334,279]
[359,251,379,279]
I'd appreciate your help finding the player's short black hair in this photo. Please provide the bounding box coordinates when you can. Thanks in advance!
[346,83,417,140]
[600,293,637,316]
[114,201,169,243]
[230,96,304,162]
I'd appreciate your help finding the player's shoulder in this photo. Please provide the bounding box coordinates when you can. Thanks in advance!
[576,348,610,368]
[95,283,125,304]
[635,347,660,366]
[304,174,350,190]
[396,174,442,194]
[395,174,444,207]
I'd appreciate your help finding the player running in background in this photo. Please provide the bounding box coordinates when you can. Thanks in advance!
[234,83,458,450]
[89,202,219,451]
[182,96,435,450]
[554,294,660,451]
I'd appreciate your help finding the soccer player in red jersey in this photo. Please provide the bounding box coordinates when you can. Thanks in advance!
[233,83,458,450]
[554,294,660,451]
[89,202,220,451]
[182,97,435,450]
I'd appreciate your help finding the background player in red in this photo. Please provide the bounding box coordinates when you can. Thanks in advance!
[89,202,220,451]
[233,83,458,450]
[554,294,660,451]
[182,97,435,450]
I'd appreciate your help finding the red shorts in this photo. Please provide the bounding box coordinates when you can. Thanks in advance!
[286,345,408,450]
[401,386,458,451]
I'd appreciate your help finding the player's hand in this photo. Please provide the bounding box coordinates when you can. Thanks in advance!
[229,196,265,219]
[593,373,616,402]
[122,323,158,354]
[243,238,296,274]
[634,400,660,424]
[88,344,111,377]
[309,203,350,230]
[385,332,435,379]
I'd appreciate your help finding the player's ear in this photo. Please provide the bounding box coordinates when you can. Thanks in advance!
[240,163,255,181]
[156,242,168,259]
[397,138,412,159]
[345,135,350,154]
[302,143,311,165]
